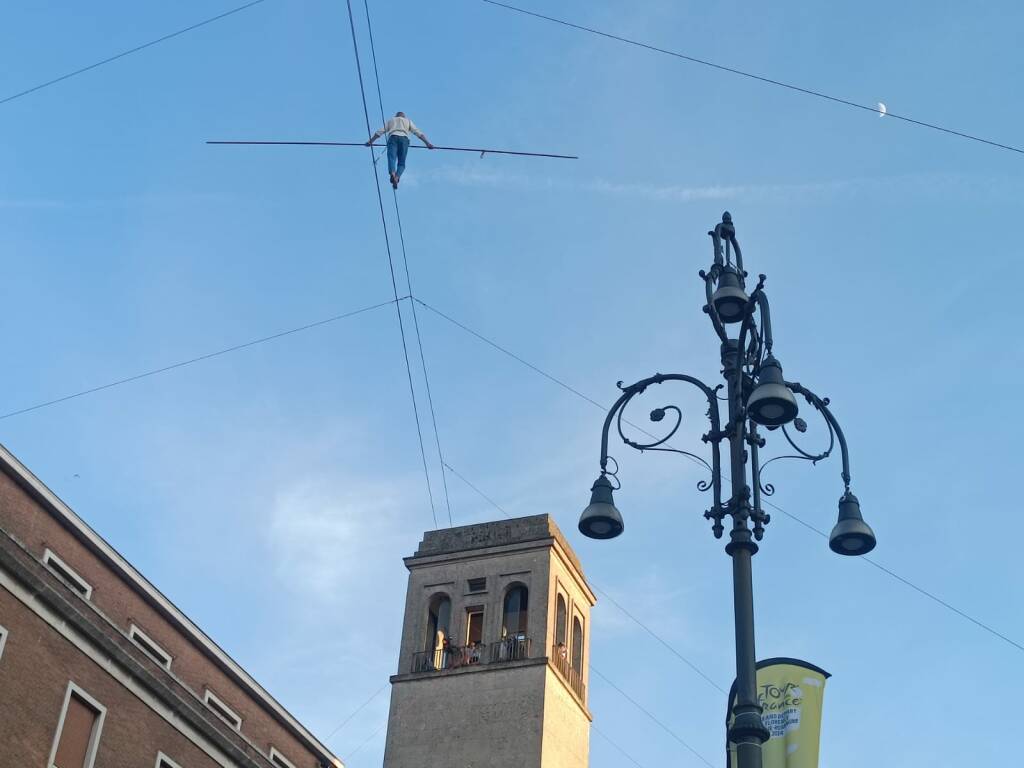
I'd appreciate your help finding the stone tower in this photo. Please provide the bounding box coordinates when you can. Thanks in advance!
[383,515,596,768]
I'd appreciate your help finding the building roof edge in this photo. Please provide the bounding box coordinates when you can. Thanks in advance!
[0,443,342,768]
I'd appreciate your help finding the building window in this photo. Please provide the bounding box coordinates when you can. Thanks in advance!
[203,689,242,731]
[129,625,172,670]
[155,752,183,768]
[571,617,584,672]
[0,624,7,663]
[426,593,452,649]
[426,593,452,669]
[269,747,297,768]
[465,607,484,646]
[43,549,93,599]
[48,682,106,768]
[467,577,487,593]
[502,585,528,637]
[555,595,567,647]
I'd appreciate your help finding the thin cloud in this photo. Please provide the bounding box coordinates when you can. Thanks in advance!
[268,475,410,602]
[406,165,1023,204]
[0,198,66,209]
[405,164,864,201]
[585,177,856,201]
[0,192,230,211]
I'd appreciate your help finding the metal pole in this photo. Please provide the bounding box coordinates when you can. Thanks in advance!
[722,339,769,768]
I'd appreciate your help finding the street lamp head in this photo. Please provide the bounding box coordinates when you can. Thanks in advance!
[579,474,624,540]
[829,490,876,556]
[711,266,749,324]
[746,356,799,426]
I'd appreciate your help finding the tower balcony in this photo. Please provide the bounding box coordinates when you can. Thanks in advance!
[550,644,587,701]
[411,635,533,673]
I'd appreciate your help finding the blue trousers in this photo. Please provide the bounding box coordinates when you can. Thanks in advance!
[387,135,410,178]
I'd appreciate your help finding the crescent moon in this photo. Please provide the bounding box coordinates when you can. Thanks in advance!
[877,102,887,117]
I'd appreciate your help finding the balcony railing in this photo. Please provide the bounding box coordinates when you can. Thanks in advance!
[411,636,532,673]
[551,644,586,701]
[412,643,489,672]
[490,635,531,663]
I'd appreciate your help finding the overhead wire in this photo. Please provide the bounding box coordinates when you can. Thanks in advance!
[417,297,1024,657]
[343,0,439,528]
[481,0,1024,157]
[343,719,387,762]
[592,585,727,694]
[323,683,388,742]
[0,298,397,421]
[762,497,1024,654]
[414,298,606,410]
[592,725,649,768]
[590,667,715,768]
[361,0,454,527]
[1,0,268,107]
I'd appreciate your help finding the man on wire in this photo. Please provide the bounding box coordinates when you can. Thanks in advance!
[366,112,434,189]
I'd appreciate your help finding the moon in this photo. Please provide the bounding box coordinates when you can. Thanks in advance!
[877,102,887,117]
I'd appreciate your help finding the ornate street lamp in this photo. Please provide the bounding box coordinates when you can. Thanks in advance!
[579,212,875,768]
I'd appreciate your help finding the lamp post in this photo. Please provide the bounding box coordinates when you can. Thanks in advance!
[579,212,875,768]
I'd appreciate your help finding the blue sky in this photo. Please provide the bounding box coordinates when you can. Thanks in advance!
[2,1,1023,765]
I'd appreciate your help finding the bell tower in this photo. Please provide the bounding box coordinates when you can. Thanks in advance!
[383,514,596,768]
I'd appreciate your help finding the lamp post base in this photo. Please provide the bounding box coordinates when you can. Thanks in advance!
[730,740,766,768]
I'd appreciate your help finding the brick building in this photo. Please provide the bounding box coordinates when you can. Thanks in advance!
[0,444,342,768]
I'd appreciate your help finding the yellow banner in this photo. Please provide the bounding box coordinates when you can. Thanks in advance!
[727,658,829,768]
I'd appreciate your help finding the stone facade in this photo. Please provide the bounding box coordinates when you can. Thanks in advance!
[0,444,340,768]
[383,515,595,768]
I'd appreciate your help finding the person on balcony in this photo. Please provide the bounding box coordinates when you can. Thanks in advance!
[445,637,466,669]
[557,642,568,663]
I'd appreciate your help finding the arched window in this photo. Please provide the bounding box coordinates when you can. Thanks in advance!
[502,585,529,638]
[426,593,452,652]
[555,595,567,647]
[571,616,584,672]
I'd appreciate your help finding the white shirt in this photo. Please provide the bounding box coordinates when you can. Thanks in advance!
[371,116,426,141]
